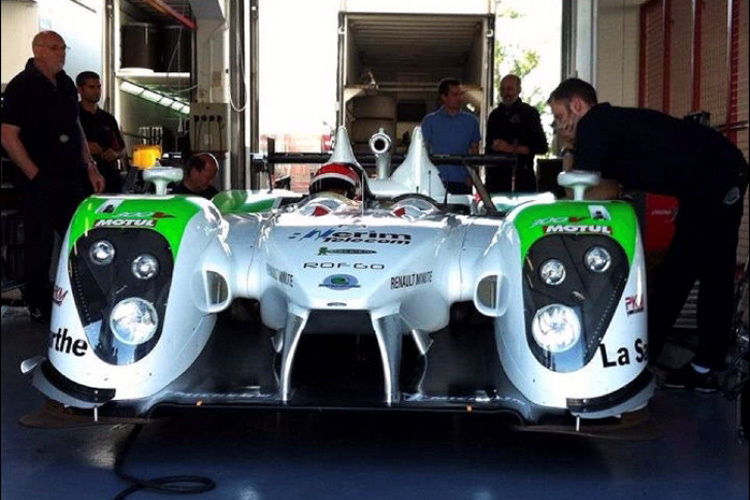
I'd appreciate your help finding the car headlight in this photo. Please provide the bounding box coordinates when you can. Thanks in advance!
[540,259,566,286]
[110,298,159,345]
[89,240,115,265]
[585,246,611,272]
[531,304,581,353]
[132,254,159,280]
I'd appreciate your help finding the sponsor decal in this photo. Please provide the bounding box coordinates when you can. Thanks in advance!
[52,284,68,306]
[649,208,675,216]
[599,339,648,368]
[94,211,175,228]
[390,271,433,289]
[95,219,156,228]
[289,228,411,245]
[625,295,644,315]
[49,328,88,357]
[115,211,175,219]
[266,264,294,287]
[588,205,611,221]
[543,225,613,235]
[531,216,586,227]
[96,199,125,214]
[318,247,376,256]
[304,262,384,270]
[320,274,360,290]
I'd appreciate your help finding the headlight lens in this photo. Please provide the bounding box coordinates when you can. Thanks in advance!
[531,304,581,353]
[585,246,612,273]
[132,254,159,280]
[540,259,566,286]
[110,298,159,345]
[89,240,115,265]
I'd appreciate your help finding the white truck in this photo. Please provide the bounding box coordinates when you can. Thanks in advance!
[335,0,496,156]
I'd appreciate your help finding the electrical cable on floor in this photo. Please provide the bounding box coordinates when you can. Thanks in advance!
[113,424,216,499]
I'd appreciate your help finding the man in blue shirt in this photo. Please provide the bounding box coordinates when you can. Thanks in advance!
[420,78,481,194]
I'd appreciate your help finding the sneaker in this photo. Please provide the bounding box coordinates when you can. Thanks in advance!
[663,364,719,393]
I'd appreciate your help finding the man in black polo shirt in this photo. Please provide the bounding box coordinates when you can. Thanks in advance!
[1,31,104,323]
[169,152,219,200]
[548,77,749,392]
[485,74,549,193]
[77,71,125,194]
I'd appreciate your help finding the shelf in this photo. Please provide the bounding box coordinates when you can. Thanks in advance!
[116,71,190,87]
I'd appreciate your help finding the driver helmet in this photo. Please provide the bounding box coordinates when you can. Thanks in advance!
[309,163,361,200]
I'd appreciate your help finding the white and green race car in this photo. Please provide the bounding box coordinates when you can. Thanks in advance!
[22,126,653,427]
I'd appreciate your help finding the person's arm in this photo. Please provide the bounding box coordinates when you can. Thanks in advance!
[88,141,104,156]
[469,141,479,155]
[79,118,105,193]
[527,107,549,155]
[101,117,126,162]
[1,123,40,180]
[560,113,620,200]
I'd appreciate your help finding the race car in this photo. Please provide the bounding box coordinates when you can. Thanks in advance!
[21,126,653,426]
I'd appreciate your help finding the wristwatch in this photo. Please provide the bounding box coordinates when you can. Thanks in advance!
[560,147,576,157]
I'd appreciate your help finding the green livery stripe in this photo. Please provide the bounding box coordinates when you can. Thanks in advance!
[509,201,638,264]
[212,190,304,214]
[68,196,204,258]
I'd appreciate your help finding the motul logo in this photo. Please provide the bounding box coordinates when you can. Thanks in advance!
[95,219,156,228]
[543,225,613,235]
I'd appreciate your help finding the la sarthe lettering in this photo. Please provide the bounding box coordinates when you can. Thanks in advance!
[49,328,88,357]
[599,338,648,367]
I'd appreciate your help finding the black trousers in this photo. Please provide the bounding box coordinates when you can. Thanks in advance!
[648,183,747,370]
[23,173,84,314]
[485,163,537,193]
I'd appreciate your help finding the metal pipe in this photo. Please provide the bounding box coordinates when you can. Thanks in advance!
[368,128,392,179]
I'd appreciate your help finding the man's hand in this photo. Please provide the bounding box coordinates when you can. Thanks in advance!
[87,163,105,193]
[555,114,578,150]
[101,148,119,162]
[492,139,514,153]
[88,142,103,156]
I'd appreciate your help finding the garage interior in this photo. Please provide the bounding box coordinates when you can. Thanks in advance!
[1,0,748,499]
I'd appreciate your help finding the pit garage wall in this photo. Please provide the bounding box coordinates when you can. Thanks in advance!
[638,0,749,265]
[1,0,104,89]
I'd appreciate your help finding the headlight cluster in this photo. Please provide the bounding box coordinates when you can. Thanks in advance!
[89,240,160,281]
[72,229,174,365]
[110,298,159,345]
[539,246,612,285]
[89,240,115,265]
[585,246,611,273]
[524,234,628,372]
[531,304,581,353]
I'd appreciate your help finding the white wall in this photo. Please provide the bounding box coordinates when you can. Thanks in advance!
[596,0,641,106]
[1,0,103,86]
[1,1,38,85]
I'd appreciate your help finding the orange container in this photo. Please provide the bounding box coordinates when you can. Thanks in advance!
[132,144,163,169]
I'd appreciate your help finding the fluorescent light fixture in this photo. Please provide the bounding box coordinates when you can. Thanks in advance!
[119,80,190,115]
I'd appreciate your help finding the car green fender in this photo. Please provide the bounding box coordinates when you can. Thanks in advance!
[506,200,639,265]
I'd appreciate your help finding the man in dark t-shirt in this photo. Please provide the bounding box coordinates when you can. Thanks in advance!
[77,71,125,194]
[1,31,104,323]
[170,152,219,200]
[485,74,548,193]
[548,77,749,392]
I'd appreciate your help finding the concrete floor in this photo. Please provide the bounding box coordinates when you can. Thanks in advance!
[2,307,748,500]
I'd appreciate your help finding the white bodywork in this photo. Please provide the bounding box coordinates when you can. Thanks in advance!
[28,126,653,422]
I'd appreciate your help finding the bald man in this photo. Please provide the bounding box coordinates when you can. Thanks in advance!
[1,30,104,323]
[485,74,548,193]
